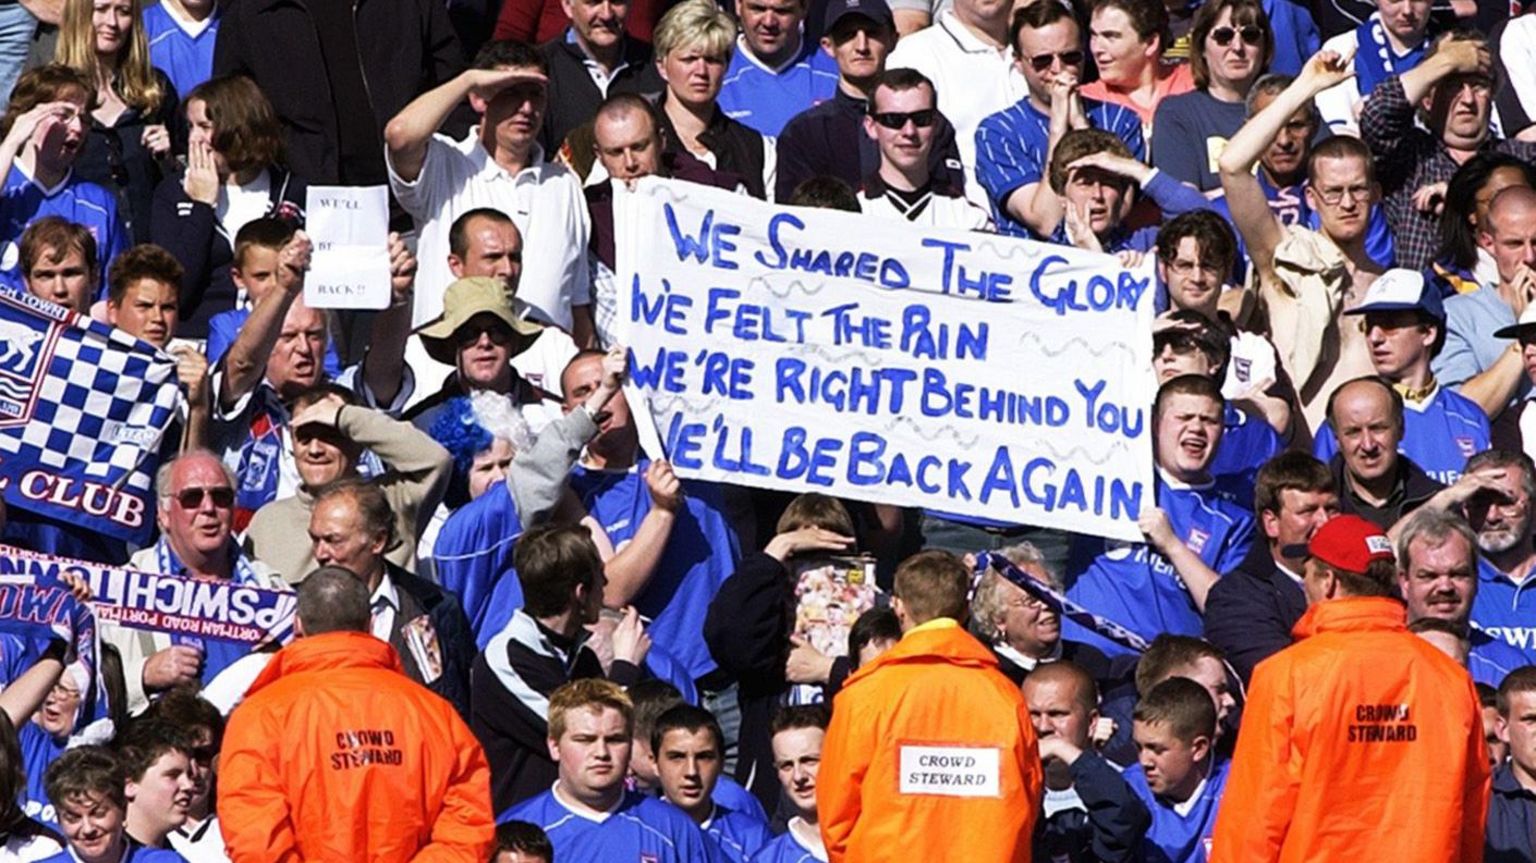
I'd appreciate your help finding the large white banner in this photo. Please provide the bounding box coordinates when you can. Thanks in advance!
[614,179,1157,542]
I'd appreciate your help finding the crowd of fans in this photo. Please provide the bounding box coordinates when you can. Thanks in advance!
[0,0,1533,856]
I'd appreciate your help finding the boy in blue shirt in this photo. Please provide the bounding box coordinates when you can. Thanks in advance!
[1314,269,1490,485]
[1124,677,1228,863]
[1066,375,1256,657]
[41,746,185,863]
[751,706,829,863]
[503,679,715,862]
[0,65,129,293]
[654,704,771,862]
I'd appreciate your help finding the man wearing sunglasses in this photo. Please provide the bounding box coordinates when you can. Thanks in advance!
[857,68,988,229]
[107,450,290,715]
[975,0,1144,240]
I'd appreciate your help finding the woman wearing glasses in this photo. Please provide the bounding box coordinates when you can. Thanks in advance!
[54,0,180,244]
[652,0,774,200]
[1152,0,1274,192]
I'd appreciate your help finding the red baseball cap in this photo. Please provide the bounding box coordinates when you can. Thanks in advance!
[1281,515,1395,574]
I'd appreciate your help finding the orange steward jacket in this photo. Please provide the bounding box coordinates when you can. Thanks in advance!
[1210,597,1490,862]
[218,631,494,862]
[818,618,1043,863]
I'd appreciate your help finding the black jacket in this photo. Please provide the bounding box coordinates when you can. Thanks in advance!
[1203,539,1307,685]
[657,95,768,200]
[1330,453,1445,531]
[74,69,180,244]
[470,609,640,813]
[212,0,462,185]
[774,88,965,203]
[538,35,663,155]
[387,563,476,721]
[1487,764,1536,863]
[149,166,305,339]
[990,639,1122,689]
[1034,750,1151,863]
[703,551,852,809]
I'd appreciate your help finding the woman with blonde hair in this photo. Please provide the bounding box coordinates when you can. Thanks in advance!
[54,0,178,243]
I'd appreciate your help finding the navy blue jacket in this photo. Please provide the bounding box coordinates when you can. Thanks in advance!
[1034,750,1150,863]
[1204,539,1307,685]
[1488,764,1536,862]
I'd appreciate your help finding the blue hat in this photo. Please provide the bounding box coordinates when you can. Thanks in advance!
[823,0,894,32]
[1342,268,1444,322]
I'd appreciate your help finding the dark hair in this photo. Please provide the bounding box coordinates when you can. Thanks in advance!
[514,524,604,618]
[108,244,183,306]
[1153,373,1225,422]
[0,65,95,138]
[1133,677,1217,742]
[869,67,936,113]
[893,550,969,624]
[628,679,686,749]
[142,685,225,753]
[296,566,371,635]
[1024,660,1100,714]
[1091,0,1170,56]
[1156,210,1238,279]
[1408,615,1469,640]
[595,91,662,134]
[1049,128,1135,194]
[19,216,97,279]
[1152,310,1231,377]
[848,606,901,668]
[1189,0,1272,90]
[1324,376,1404,436]
[0,714,25,823]
[1135,634,1224,695]
[448,207,517,260]
[788,176,861,212]
[116,718,193,782]
[1327,557,1401,598]
[1477,681,1498,709]
[1010,0,1077,54]
[474,40,550,75]
[1253,451,1335,515]
[44,746,125,813]
[233,217,296,271]
[186,74,285,173]
[1497,666,1536,716]
[1438,153,1536,270]
[494,821,554,862]
[1307,134,1374,186]
[770,704,830,736]
[650,703,723,755]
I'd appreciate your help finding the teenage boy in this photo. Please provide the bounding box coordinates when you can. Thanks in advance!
[1125,677,1229,863]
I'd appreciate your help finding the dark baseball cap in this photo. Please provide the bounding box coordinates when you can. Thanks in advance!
[1280,515,1395,574]
[823,0,894,32]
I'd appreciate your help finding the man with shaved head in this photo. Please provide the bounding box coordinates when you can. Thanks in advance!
[1023,662,1149,860]
[1436,186,1536,419]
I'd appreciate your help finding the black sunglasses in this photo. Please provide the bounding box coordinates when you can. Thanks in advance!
[1027,49,1084,71]
[176,486,235,509]
[1210,25,1263,46]
[870,109,937,130]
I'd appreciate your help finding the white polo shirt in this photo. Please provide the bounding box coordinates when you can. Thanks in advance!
[387,132,591,331]
[886,10,1026,210]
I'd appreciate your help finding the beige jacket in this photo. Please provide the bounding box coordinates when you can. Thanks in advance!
[243,404,453,584]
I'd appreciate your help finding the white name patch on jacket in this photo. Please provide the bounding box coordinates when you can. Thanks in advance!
[898,745,1002,797]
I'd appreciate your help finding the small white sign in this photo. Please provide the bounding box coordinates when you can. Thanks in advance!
[304,185,391,310]
[898,744,1002,798]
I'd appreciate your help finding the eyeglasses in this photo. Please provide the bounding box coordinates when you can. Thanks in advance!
[175,486,235,509]
[1312,184,1371,205]
[870,109,937,130]
[1167,259,1224,277]
[1210,25,1263,47]
[1027,49,1084,71]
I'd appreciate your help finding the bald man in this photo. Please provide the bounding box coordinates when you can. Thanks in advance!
[1023,662,1149,860]
[1436,186,1536,419]
[1324,377,1445,531]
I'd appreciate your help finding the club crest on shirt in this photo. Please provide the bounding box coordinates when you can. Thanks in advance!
[1456,437,1476,457]
[1186,528,1210,554]
[641,855,659,863]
